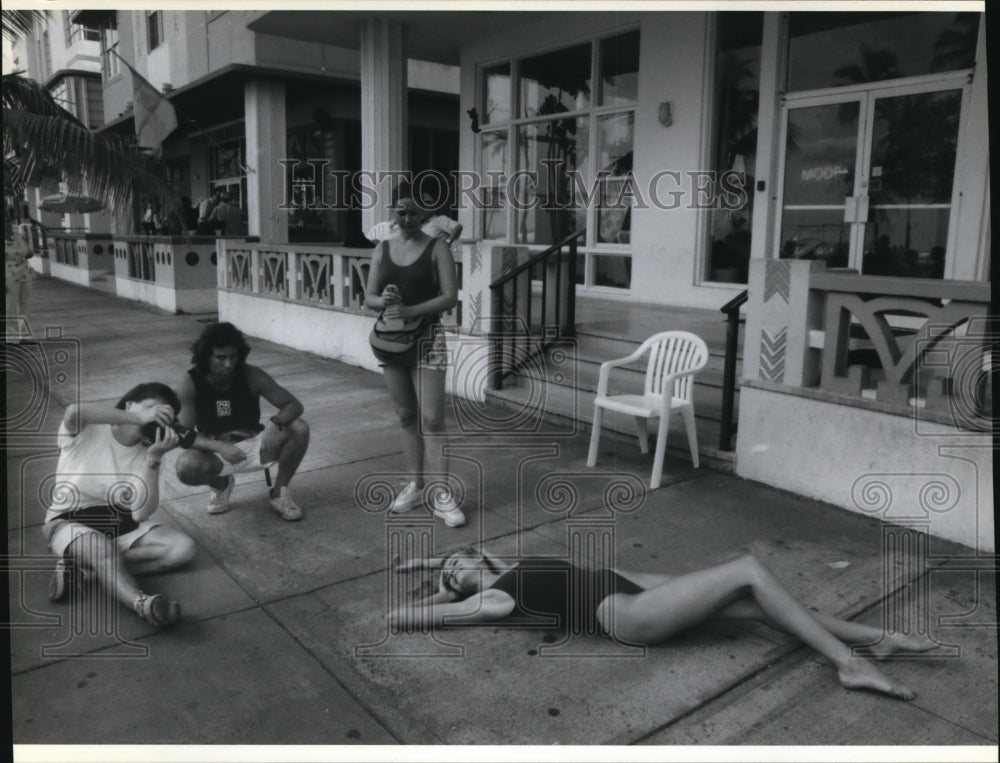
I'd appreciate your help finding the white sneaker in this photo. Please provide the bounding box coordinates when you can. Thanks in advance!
[207,475,235,514]
[431,492,466,527]
[391,482,422,514]
[269,487,304,521]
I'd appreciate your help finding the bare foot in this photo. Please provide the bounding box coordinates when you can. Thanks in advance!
[866,633,940,660]
[838,659,915,700]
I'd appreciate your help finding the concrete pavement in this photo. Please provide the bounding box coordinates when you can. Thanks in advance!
[5,276,997,753]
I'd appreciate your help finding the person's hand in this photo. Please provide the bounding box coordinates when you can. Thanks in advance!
[216,442,247,465]
[384,303,414,321]
[147,424,180,458]
[381,286,400,306]
[137,404,176,429]
[260,421,285,459]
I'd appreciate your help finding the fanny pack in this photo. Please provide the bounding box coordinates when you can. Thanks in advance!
[369,313,432,365]
[60,505,140,539]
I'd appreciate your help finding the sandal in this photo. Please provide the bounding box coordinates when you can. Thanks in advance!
[134,592,181,627]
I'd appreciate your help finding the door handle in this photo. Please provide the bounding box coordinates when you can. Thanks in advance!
[843,196,870,223]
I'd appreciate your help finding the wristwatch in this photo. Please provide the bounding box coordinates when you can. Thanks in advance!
[269,416,284,430]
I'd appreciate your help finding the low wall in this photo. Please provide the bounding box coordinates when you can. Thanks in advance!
[47,234,114,286]
[113,236,233,314]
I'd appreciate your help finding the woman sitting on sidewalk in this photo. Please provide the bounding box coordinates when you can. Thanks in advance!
[392,546,938,700]
[42,383,197,626]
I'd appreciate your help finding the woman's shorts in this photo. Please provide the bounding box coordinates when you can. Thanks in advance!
[43,516,160,559]
[417,328,449,371]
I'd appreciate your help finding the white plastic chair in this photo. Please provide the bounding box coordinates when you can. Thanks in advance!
[586,331,709,489]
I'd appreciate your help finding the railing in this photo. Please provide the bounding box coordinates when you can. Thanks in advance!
[719,289,747,451]
[223,241,461,323]
[487,230,583,390]
[53,235,79,266]
[809,273,991,425]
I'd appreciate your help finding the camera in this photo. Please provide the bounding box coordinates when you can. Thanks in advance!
[140,421,197,449]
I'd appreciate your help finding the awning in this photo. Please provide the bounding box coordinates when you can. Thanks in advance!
[39,193,106,214]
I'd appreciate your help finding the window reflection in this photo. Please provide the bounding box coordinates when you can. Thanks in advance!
[788,12,979,92]
[520,43,592,118]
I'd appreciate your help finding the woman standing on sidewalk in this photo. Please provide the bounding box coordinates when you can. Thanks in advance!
[364,181,465,528]
[42,383,197,626]
[392,546,938,700]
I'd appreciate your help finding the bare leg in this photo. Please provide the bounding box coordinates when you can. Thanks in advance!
[415,366,449,492]
[382,364,424,485]
[176,449,228,492]
[719,598,938,658]
[67,533,144,610]
[265,419,310,496]
[600,555,914,700]
[122,526,197,576]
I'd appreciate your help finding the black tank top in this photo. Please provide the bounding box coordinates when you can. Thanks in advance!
[188,368,263,437]
[488,558,643,629]
[376,239,439,307]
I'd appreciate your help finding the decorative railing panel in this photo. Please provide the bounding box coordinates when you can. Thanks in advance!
[299,252,334,305]
[746,260,991,432]
[127,240,156,282]
[811,273,991,424]
[228,249,253,292]
[259,251,288,298]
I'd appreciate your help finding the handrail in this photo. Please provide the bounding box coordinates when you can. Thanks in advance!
[718,288,747,451]
[488,229,584,390]
[489,229,585,289]
[720,289,749,315]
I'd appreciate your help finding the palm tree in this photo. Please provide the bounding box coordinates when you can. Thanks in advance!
[3,10,174,227]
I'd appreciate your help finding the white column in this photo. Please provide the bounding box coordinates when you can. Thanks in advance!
[359,19,407,235]
[245,80,288,244]
[750,12,787,263]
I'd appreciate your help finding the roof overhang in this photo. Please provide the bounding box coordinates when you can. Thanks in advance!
[247,10,525,66]
[71,9,115,28]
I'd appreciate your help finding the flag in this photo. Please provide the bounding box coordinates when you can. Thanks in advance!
[118,55,178,156]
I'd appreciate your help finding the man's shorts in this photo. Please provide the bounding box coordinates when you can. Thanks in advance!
[43,516,160,559]
[215,431,278,476]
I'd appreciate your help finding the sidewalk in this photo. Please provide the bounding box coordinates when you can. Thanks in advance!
[6,276,997,751]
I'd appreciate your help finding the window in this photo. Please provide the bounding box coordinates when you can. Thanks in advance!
[147,11,163,52]
[787,12,979,92]
[101,19,120,78]
[705,12,763,284]
[64,12,100,44]
[209,132,248,218]
[477,29,639,289]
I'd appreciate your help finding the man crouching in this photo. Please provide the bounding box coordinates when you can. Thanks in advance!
[175,322,310,520]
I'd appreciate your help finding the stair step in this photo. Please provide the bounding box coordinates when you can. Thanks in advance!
[538,341,741,393]
[486,380,737,469]
[573,327,744,363]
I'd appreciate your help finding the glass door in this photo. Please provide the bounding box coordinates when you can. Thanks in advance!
[776,75,968,278]
[776,96,861,268]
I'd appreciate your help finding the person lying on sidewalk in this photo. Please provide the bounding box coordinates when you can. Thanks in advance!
[174,321,310,521]
[43,383,197,627]
[392,546,940,701]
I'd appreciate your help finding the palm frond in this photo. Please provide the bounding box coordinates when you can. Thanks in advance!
[1,9,49,43]
[4,71,178,224]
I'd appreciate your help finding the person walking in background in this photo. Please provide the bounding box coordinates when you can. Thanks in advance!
[366,210,462,250]
[42,383,197,627]
[4,217,34,343]
[142,199,164,235]
[209,192,245,236]
[364,181,465,528]
[174,322,310,521]
[196,190,221,234]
